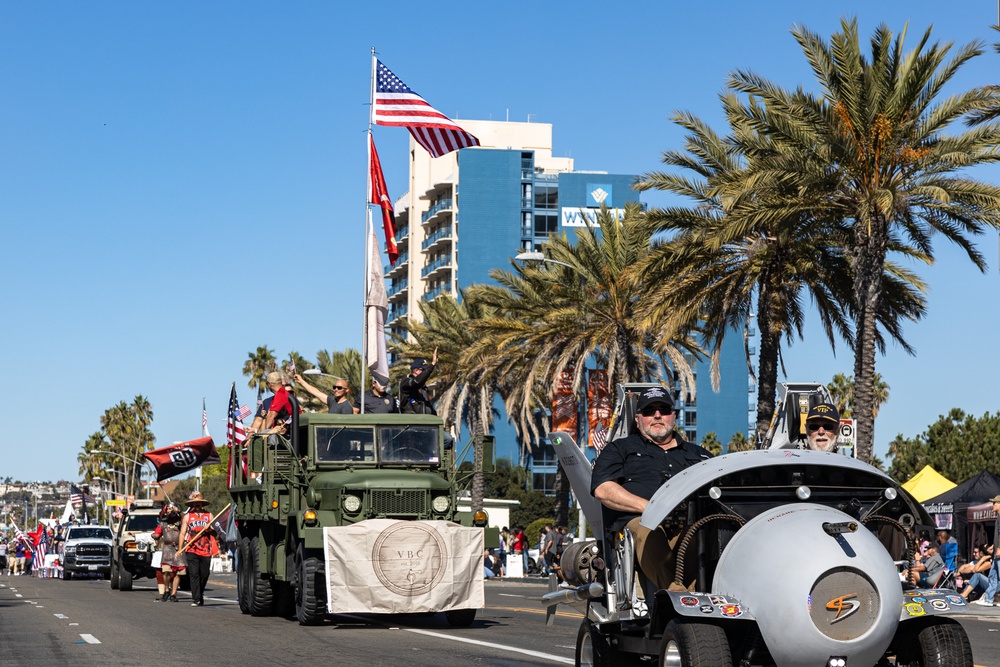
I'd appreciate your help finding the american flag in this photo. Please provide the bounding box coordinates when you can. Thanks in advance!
[592,422,609,453]
[374,60,480,158]
[236,404,252,421]
[10,521,28,545]
[69,484,95,506]
[227,382,247,488]
[202,398,210,437]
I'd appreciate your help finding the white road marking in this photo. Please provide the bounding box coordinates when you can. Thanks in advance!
[402,628,573,665]
[54,614,68,619]
[14,594,22,598]
[69,623,79,626]
[79,634,101,644]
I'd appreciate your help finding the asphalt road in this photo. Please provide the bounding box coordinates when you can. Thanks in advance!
[2,572,1000,666]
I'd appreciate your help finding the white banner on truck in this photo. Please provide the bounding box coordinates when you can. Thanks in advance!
[324,519,484,615]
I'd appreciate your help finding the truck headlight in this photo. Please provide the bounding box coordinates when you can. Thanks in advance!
[432,495,450,513]
[64,546,76,554]
[342,495,362,514]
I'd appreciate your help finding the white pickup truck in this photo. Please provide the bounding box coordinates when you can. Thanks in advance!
[61,525,114,580]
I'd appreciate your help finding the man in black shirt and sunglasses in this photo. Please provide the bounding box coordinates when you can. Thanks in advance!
[591,385,713,593]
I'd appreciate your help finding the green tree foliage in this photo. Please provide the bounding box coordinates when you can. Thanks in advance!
[457,460,555,528]
[727,431,753,453]
[525,518,555,552]
[81,396,156,499]
[887,409,1000,482]
[727,18,1000,460]
[243,345,277,393]
[700,432,722,456]
[826,373,890,419]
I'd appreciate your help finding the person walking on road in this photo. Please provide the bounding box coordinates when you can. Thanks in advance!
[179,492,216,607]
[153,503,186,602]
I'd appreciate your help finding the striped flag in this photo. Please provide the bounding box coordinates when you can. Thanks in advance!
[236,404,252,421]
[227,382,247,487]
[374,59,480,158]
[202,398,210,437]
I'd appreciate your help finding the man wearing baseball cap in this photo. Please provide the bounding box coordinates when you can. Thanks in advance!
[591,385,713,594]
[804,402,840,452]
[974,495,1000,606]
[400,347,438,415]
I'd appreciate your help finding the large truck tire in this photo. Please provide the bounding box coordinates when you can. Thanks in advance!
[236,536,251,614]
[659,620,732,667]
[444,609,477,627]
[119,564,133,591]
[248,536,274,616]
[295,544,325,626]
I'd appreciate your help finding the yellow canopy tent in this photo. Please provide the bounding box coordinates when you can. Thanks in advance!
[902,465,957,503]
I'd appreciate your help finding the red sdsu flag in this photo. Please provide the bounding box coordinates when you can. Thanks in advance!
[369,136,398,265]
[143,436,221,482]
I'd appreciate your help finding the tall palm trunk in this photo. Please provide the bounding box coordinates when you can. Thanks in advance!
[470,391,486,513]
[754,277,781,442]
[851,220,889,463]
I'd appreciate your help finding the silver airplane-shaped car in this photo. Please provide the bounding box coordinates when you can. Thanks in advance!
[545,382,973,667]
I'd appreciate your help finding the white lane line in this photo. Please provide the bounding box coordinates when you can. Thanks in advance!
[69,623,79,626]
[14,594,22,598]
[54,614,68,619]
[402,628,573,665]
[79,634,101,644]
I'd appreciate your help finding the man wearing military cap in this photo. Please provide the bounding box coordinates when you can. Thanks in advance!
[804,402,840,452]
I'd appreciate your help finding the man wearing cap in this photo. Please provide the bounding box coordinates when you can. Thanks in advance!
[263,371,293,432]
[400,347,438,415]
[354,372,398,414]
[974,495,1000,606]
[591,385,713,593]
[804,402,841,452]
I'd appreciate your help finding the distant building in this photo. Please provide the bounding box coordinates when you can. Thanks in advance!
[385,120,753,493]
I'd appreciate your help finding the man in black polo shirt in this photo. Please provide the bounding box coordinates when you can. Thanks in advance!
[591,385,713,592]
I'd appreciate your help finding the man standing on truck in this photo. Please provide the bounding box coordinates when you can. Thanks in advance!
[400,348,438,415]
[591,385,713,593]
[354,372,398,414]
[294,373,354,414]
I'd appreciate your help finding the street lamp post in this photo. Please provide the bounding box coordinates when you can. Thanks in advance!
[302,369,344,380]
[90,450,153,500]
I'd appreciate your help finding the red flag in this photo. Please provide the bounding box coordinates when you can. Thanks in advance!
[374,60,480,158]
[142,436,220,482]
[369,135,398,265]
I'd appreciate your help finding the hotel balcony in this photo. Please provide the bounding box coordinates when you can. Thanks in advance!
[387,303,409,323]
[384,252,409,279]
[421,198,453,226]
[421,255,453,279]
[421,226,453,253]
[422,284,452,301]
[387,280,408,302]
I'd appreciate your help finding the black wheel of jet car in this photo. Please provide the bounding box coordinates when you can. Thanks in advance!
[659,620,732,667]
[576,619,611,667]
[895,618,973,667]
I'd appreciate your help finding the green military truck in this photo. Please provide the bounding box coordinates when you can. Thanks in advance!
[229,404,495,626]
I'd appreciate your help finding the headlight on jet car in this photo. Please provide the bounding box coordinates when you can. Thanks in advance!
[432,495,450,513]
[342,495,362,514]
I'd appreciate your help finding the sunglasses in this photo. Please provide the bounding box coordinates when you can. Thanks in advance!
[334,386,348,391]
[806,422,834,432]
[639,406,672,417]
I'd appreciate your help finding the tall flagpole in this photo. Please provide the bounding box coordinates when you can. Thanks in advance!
[361,47,378,414]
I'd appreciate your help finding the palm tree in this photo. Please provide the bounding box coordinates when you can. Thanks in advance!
[826,373,890,420]
[727,18,1000,460]
[638,98,927,444]
[243,345,277,393]
[393,293,497,511]
[469,204,702,440]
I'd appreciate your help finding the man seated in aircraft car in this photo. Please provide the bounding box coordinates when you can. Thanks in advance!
[590,385,714,593]
[804,402,840,452]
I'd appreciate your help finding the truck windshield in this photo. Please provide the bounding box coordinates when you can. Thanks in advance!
[316,426,376,463]
[68,527,113,540]
[379,426,440,464]
[125,514,160,532]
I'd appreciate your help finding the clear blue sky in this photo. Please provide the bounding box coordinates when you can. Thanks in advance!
[3,2,998,483]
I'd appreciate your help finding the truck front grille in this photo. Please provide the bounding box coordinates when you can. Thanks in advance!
[371,490,425,516]
[77,544,111,558]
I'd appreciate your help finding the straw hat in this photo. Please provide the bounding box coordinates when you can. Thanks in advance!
[185,491,209,507]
